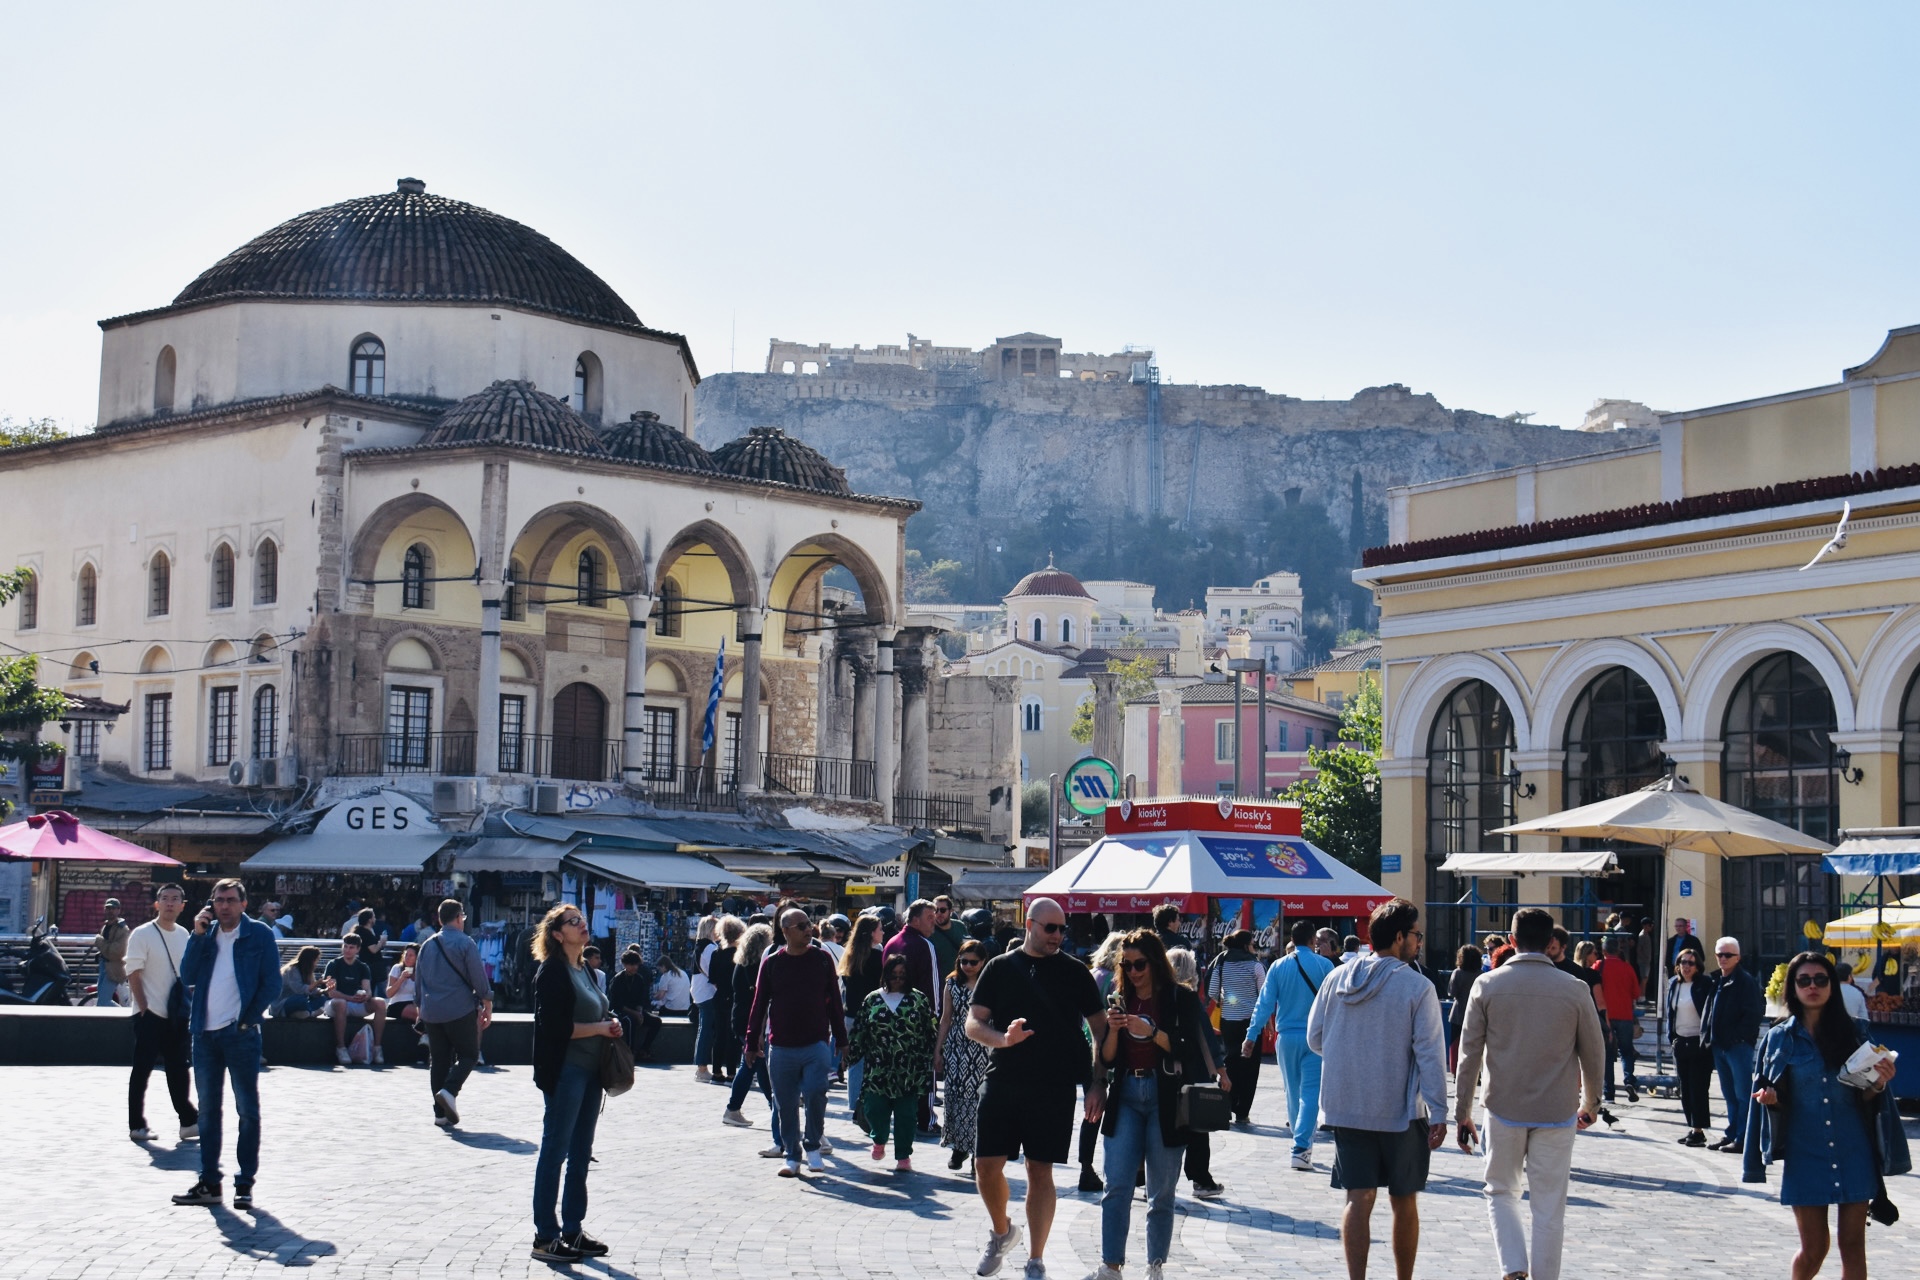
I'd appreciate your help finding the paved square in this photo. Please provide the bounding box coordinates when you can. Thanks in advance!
[9,1057,1915,1278]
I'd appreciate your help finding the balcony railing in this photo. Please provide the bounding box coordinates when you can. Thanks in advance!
[334,731,476,777]
[894,790,978,830]
[764,752,876,801]
[640,762,741,812]
[501,734,623,783]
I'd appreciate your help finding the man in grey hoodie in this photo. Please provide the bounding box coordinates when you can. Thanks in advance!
[1306,899,1447,1280]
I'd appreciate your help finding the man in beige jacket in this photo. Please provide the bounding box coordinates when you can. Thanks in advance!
[1456,908,1605,1280]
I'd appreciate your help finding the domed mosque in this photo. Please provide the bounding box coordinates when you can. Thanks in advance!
[0,179,962,840]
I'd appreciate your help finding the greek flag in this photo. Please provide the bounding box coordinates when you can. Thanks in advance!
[700,636,726,753]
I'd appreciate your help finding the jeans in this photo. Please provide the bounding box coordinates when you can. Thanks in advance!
[97,961,119,1007]
[1100,1073,1183,1267]
[271,993,327,1019]
[129,1011,197,1130]
[1604,1018,1638,1097]
[425,1011,480,1110]
[1713,1040,1755,1143]
[1220,1019,1260,1120]
[532,1061,602,1240]
[727,1054,784,1149]
[844,1014,864,1116]
[864,1090,918,1158]
[693,998,718,1067]
[1277,1031,1323,1154]
[1674,1036,1714,1131]
[192,1023,262,1186]
[768,1040,832,1161]
[1483,1114,1577,1280]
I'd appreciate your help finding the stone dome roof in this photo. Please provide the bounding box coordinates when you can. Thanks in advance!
[424,380,606,453]
[173,179,641,329]
[599,411,716,471]
[709,426,849,494]
[1007,556,1093,600]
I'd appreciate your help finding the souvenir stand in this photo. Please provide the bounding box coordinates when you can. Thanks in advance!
[1822,830,1920,1102]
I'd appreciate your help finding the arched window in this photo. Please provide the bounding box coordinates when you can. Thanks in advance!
[1901,667,1920,831]
[402,544,432,610]
[1022,698,1042,733]
[211,544,235,609]
[502,558,526,622]
[148,553,171,618]
[153,346,176,415]
[1563,667,1666,806]
[1722,653,1838,840]
[254,540,278,605]
[1426,680,1516,961]
[76,564,96,627]
[1031,617,1043,643]
[1061,617,1074,645]
[652,580,683,638]
[576,547,605,607]
[572,351,603,421]
[16,570,35,631]
[252,685,278,759]
[350,336,385,396]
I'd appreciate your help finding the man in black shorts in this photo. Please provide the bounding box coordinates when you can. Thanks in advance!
[966,897,1106,1279]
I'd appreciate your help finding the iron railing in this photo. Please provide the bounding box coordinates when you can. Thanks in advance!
[894,790,978,830]
[334,731,477,776]
[641,762,741,812]
[501,734,623,783]
[764,751,876,801]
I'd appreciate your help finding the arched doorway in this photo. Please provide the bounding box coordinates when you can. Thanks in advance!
[1564,666,1668,930]
[1426,679,1517,964]
[552,682,609,781]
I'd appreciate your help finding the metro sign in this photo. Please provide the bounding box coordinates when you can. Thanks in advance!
[1062,758,1121,816]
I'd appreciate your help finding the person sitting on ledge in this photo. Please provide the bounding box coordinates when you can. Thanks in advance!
[325,935,388,1065]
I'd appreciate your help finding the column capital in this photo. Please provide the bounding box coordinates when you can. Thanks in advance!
[1829,729,1903,755]
[1510,749,1566,772]
[1658,739,1720,766]
[1375,755,1426,781]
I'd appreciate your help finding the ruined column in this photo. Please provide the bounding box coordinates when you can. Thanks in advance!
[621,592,652,791]
[1156,687,1184,797]
[874,631,897,821]
[474,460,509,777]
[1090,671,1121,769]
[899,664,930,806]
[738,617,764,793]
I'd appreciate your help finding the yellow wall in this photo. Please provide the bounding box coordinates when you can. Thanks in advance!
[1876,377,1920,470]
[1534,451,1661,522]
[374,510,478,622]
[1681,391,1848,495]
[1853,331,1920,380]
[1407,475,1517,542]
[653,544,739,656]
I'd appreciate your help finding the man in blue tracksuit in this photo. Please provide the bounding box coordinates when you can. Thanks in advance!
[172,878,281,1210]
[1243,919,1337,1171]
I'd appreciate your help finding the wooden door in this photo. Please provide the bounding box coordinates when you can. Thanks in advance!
[552,682,608,781]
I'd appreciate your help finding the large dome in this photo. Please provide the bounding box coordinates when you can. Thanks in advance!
[172,178,642,329]
[599,411,716,472]
[1007,557,1092,600]
[424,380,606,453]
[710,426,849,494]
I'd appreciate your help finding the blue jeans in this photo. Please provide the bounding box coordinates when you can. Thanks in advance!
[1713,1041,1755,1143]
[1100,1074,1182,1267]
[532,1060,603,1240]
[727,1054,784,1149]
[1278,1031,1323,1155]
[96,961,118,1006]
[768,1040,832,1162]
[192,1024,262,1186]
[693,999,718,1067]
[1604,1019,1638,1097]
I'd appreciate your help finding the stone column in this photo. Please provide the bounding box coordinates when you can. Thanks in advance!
[899,663,930,804]
[738,617,765,793]
[874,631,897,822]
[850,650,874,769]
[474,460,510,777]
[621,593,652,790]
[1090,672,1121,769]
[1155,688,1183,797]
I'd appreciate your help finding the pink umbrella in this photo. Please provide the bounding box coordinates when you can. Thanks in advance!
[0,810,182,866]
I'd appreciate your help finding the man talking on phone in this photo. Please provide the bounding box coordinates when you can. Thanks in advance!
[171,879,280,1211]
[1454,907,1604,1280]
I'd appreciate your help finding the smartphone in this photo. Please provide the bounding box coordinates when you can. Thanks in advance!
[1107,990,1126,1014]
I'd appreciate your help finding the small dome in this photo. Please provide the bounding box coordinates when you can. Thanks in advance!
[710,426,849,494]
[174,179,642,329]
[1008,555,1093,600]
[599,411,716,471]
[424,380,606,453]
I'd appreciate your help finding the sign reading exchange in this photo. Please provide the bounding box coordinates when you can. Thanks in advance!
[1198,836,1322,880]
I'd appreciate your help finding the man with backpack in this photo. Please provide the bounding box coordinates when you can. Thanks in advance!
[1244,919,1336,1171]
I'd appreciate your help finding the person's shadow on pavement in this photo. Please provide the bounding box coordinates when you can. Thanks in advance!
[206,1205,337,1267]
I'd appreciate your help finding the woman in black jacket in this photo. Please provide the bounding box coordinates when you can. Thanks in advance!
[1666,950,1717,1146]
[707,916,743,1084]
[1093,928,1223,1280]
[529,904,623,1264]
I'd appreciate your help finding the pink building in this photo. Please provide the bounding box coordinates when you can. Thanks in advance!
[1134,679,1344,798]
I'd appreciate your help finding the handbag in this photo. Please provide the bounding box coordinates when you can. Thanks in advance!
[1176,1083,1232,1132]
[600,1034,636,1097]
[161,929,189,1022]
[1871,1175,1899,1227]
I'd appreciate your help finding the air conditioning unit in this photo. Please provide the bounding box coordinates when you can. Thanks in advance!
[530,783,563,816]
[227,760,263,788]
[265,751,299,789]
[434,778,479,816]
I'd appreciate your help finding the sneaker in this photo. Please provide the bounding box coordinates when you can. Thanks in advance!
[1083,1267,1122,1280]
[530,1237,582,1263]
[232,1184,253,1211]
[1145,1264,1165,1280]
[372,1046,385,1066]
[171,1180,222,1206]
[949,1149,967,1171]
[129,1127,154,1143]
[434,1115,455,1128]
[895,1158,912,1172]
[722,1109,752,1128]
[806,1148,825,1172]
[759,1146,786,1158]
[977,1223,1023,1276]
[816,1135,834,1154]
[1625,1079,1638,1102]
[695,1068,713,1083]
[435,1089,460,1126]
[562,1232,608,1257]
[1193,1179,1224,1200]
[1290,1150,1313,1172]
[871,1142,887,1161]
[1078,1167,1105,1193]
[179,1122,199,1141]
[335,1047,351,1066]
[778,1160,800,1178]
[1024,1262,1047,1280]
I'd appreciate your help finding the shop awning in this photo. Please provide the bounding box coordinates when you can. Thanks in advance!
[1024,831,1393,916]
[949,867,1047,903]
[1439,850,1620,878]
[452,838,573,874]
[1826,831,1920,877]
[242,833,449,873]
[708,850,820,877]
[137,813,277,837]
[565,849,769,892]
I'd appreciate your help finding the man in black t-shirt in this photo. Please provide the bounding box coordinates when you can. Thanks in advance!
[324,936,389,1066]
[965,897,1105,1278]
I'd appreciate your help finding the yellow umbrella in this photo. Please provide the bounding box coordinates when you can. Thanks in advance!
[1823,893,1920,947]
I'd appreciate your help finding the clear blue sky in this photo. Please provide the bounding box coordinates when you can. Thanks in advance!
[5,3,1918,432]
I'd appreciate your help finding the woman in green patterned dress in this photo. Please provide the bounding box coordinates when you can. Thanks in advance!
[849,953,937,1171]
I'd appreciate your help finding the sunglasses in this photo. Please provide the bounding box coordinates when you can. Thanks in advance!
[1795,972,1831,989]
[560,917,585,929]
[1716,952,1737,959]
[958,957,983,967]
[1677,958,1698,966]
[1037,922,1067,935]
[1125,959,1154,973]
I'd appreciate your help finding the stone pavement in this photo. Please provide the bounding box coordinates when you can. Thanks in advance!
[8,1057,1916,1279]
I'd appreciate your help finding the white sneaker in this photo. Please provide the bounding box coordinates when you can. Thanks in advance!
[759,1146,786,1158]
[977,1224,1024,1276]
[806,1148,825,1172]
[816,1135,834,1154]
[1290,1150,1313,1171]
[721,1109,752,1128]
[179,1123,199,1141]
[335,1047,351,1065]
[435,1089,460,1126]
[1083,1267,1122,1280]
[695,1067,714,1083]
[433,1116,454,1128]
[129,1127,154,1143]
[778,1160,800,1178]
[372,1046,385,1065]
[1145,1264,1165,1280]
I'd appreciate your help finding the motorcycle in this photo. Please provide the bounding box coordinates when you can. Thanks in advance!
[0,919,74,1005]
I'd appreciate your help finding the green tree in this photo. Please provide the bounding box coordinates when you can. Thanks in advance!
[0,568,68,817]
[1069,654,1162,744]
[0,417,67,449]
[903,548,965,603]
[1019,780,1052,837]
[1281,675,1382,877]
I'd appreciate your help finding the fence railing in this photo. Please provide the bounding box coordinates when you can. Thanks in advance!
[501,734,623,783]
[763,752,876,801]
[893,790,978,830]
[334,732,476,776]
[640,762,741,812]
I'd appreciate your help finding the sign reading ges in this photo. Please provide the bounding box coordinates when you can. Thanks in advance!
[315,790,437,837]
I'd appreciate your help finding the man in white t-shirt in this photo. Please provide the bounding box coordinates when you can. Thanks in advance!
[125,883,200,1143]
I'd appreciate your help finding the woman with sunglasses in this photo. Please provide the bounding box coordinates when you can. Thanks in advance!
[1745,952,1907,1280]
[1089,928,1221,1280]
[936,939,992,1175]
[1667,949,1716,1146]
[849,953,937,1170]
[529,904,624,1264]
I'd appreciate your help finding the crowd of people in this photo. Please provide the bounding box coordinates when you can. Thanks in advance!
[104,878,1913,1279]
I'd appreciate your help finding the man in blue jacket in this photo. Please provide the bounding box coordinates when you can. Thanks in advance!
[171,878,281,1210]
[1243,919,1337,1172]
[1703,935,1765,1154]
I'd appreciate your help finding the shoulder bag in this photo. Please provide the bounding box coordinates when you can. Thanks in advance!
[160,927,189,1021]
[600,1033,636,1097]
[1163,986,1231,1132]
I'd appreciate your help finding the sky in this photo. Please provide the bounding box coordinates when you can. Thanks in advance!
[4,3,1919,432]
